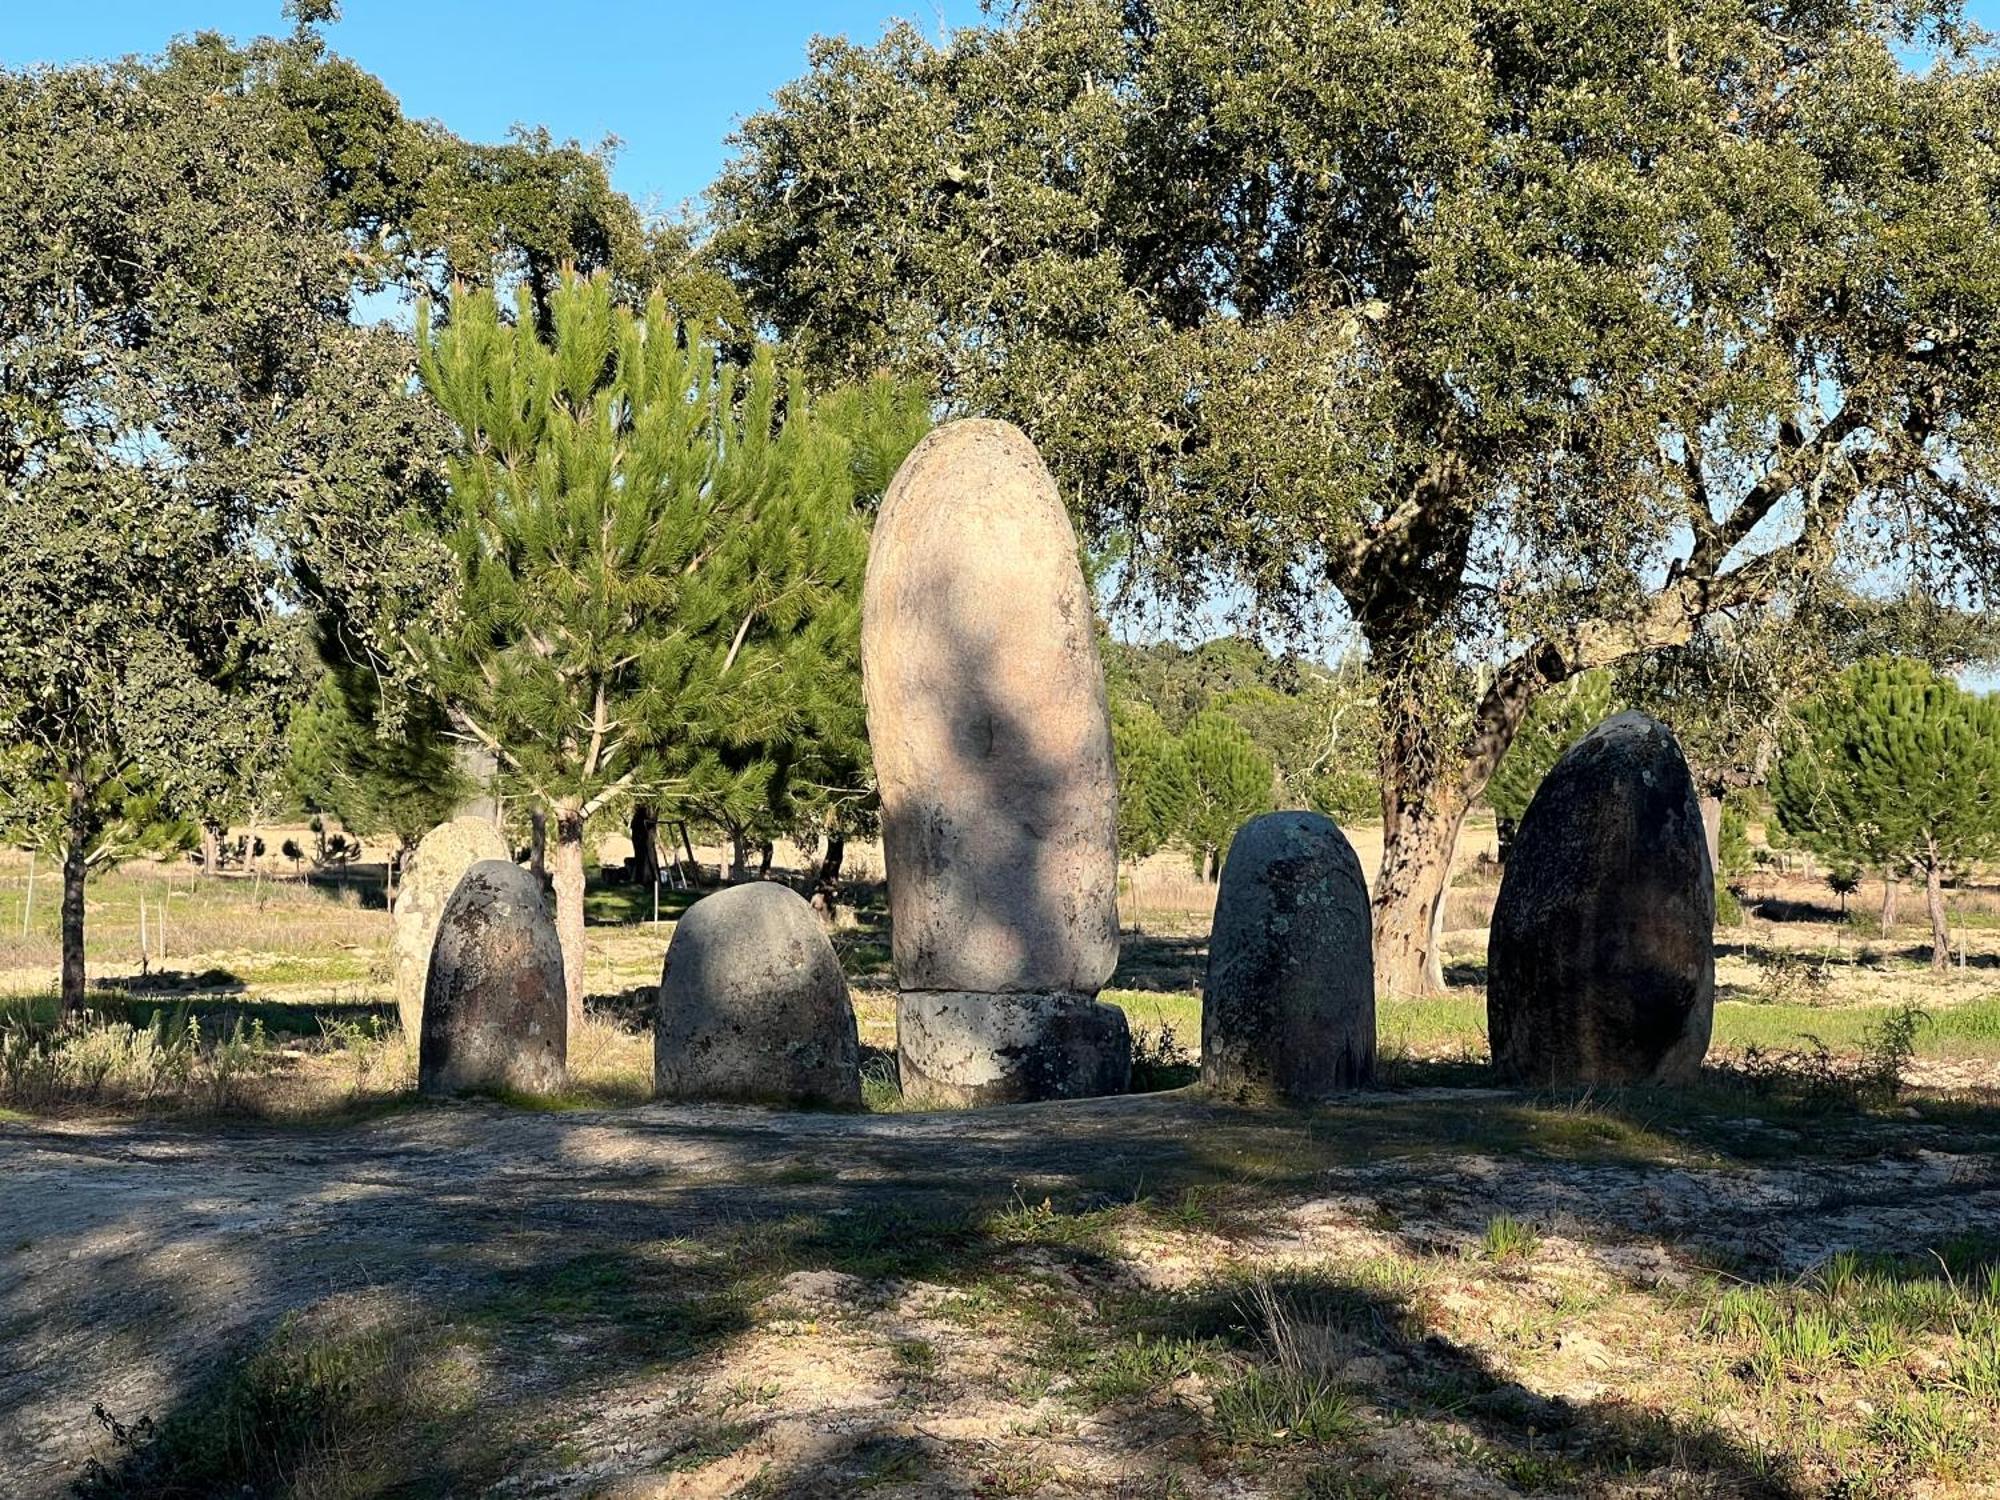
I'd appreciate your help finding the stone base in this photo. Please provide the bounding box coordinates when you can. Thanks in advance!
[896,991,1131,1107]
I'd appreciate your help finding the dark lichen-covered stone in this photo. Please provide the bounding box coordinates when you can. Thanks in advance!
[654,882,861,1108]
[393,817,509,1039]
[419,859,566,1097]
[1487,710,1715,1087]
[897,990,1131,1107]
[1201,811,1374,1101]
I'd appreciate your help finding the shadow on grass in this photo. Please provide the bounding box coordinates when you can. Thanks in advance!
[1111,931,1210,992]
[62,1111,1822,1499]
[46,1069,2000,1496]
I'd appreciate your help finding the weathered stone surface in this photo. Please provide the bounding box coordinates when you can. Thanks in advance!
[655,882,861,1108]
[897,990,1132,1107]
[862,418,1120,997]
[864,420,1126,1105]
[1202,812,1374,1100]
[1487,710,1715,1087]
[420,859,566,1097]
[393,817,509,1038]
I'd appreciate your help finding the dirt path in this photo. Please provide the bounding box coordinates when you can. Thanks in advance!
[4,1091,1998,1497]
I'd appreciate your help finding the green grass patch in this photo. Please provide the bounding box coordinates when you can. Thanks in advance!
[1479,1214,1540,1262]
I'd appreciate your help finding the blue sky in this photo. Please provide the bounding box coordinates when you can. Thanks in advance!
[5,2,987,217]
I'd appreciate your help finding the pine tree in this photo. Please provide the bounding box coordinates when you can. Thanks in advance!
[414,273,876,1028]
[1773,658,2000,970]
[668,373,930,884]
[285,667,471,864]
[1178,710,1275,881]
[1113,701,1194,864]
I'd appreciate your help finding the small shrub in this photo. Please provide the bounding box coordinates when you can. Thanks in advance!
[1730,1003,1925,1111]
[1130,1020,1198,1092]
[1757,947,1835,1006]
[1715,879,1744,926]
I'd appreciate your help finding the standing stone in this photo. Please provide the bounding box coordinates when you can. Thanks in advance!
[1202,812,1374,1101]
[1487,710,1715,1086]
[655,882,861,1108]
[420,859,566,1097]
[393,817,509,1039]
[862,418,1128,1105]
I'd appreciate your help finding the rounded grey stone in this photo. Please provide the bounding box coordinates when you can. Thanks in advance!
[897,990,1132,1107]
[1201,811,1375,1101]
[1487,710,1716,1087]
[862,419,1120,996]
[420,859,567,1097]
[393,817,509,1039]
[654,882,861,1108]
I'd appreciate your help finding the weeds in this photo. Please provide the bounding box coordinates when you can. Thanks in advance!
[1211,1279,1362,1444]
[1129,1019,1198,1091]
[0,1003,277,1112]
[1479,1214,1540,1262]
[1730,1002,1928,1110]
[1756,947,1835,1006]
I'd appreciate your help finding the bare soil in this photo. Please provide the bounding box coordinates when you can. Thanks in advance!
[5,1079,1998,1498]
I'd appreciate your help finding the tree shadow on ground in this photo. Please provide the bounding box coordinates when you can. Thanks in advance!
[1112,931,1210,991]
[32,1074,1998,1497]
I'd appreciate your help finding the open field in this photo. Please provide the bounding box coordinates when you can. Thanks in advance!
[2,847,1998,1496]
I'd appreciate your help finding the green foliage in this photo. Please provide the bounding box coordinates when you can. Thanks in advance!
[414,272,893,993]
[714,0,2000,986]
[1717,792,1754,880]
[1106,639,1379,822]
[285,670,470,854]
[1178,710,1276,876]
[414,273,875,815]
[0,45,433,1000]
[1773,659,2000,883]
[1112,701,1194,862]
[1485,672,1615,828]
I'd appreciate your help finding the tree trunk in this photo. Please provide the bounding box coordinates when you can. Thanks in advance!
[60,781,89,1014]
[1925,859,1949,973]
[1374,781,1471,999]
[530,811,547,879]
[758,840,774,879]
[1880,868,1898,937]
[727,827,750,884]
[812,832,846,920]
[629,804,660,887]
[1699,794,1724,874]
[550,809,587,1039]
[201,826,218,877]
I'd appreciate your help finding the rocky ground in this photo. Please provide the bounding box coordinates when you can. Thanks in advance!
[5,1079,1998,1498]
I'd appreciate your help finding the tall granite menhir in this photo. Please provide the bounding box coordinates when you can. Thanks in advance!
[1487,711,1715,1086]
[862,419,1130,1105]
